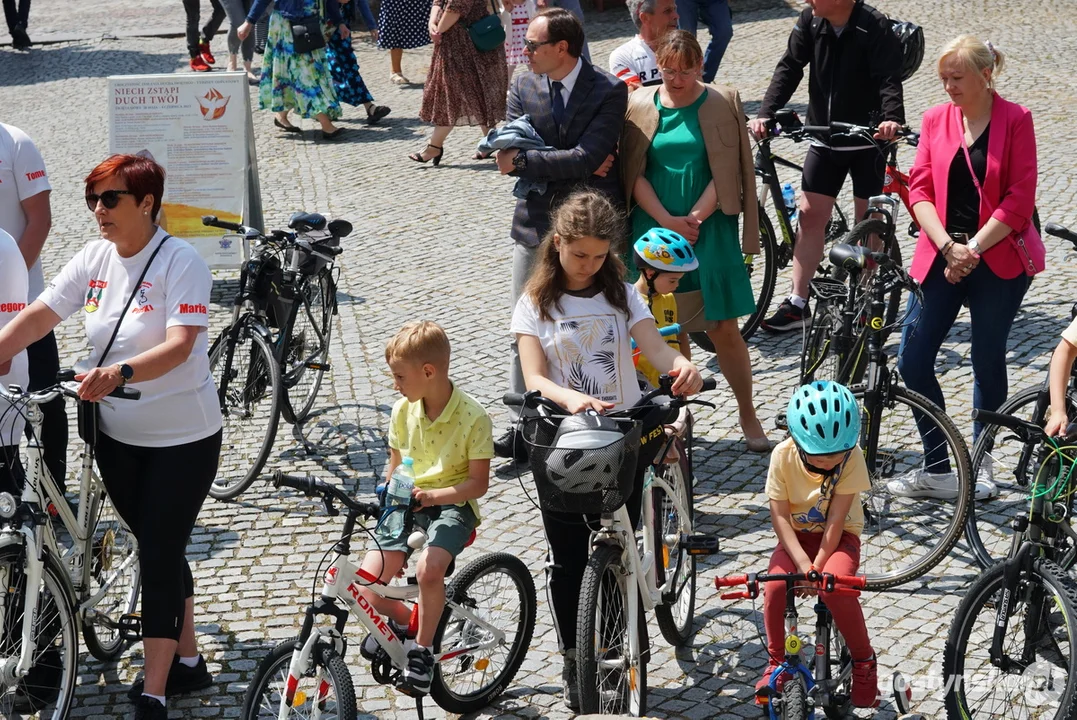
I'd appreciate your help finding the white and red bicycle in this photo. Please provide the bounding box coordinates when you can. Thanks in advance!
[241,471,537,719]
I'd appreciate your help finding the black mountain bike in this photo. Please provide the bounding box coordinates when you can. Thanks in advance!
[944,408,1077,719]
[806,243,972,589]
[203,212,349,500]
[963,222,1077,568]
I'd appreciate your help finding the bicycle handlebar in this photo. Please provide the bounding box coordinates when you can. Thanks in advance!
[971,409,1046,444]
[1,371,141,405]
[502,375,718,413]
[272,470,381,519]
[1046,222,1077,252]
[715,570,866,600]
[202,215,255,235]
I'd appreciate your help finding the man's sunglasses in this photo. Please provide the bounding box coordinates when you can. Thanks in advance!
[523,38,555,52]
[85,189,135,211]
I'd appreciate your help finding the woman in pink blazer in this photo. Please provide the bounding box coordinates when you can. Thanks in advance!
[889,35,1043,502]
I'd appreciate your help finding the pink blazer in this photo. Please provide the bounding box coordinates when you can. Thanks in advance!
[907,93,1040,282]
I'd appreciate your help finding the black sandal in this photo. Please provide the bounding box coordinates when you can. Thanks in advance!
[366,105,391,125]
[408,144,443,167]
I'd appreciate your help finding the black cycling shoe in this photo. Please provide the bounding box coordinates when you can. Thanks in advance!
[127,656,213,700]
[761,299,810,333]
[562,649,580,710]
[403,645,434,694]
[133,695,168,720]
[493,428,527,462]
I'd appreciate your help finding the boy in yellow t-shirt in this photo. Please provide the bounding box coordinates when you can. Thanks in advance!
[762,382,878,709]
[631,229,697,387]
[355,321,493,694]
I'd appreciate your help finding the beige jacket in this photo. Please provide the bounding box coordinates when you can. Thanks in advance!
[621,85,760,254]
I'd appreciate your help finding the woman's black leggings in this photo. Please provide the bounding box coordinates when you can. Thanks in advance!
[94,429,221,640]
[541,416,665,651]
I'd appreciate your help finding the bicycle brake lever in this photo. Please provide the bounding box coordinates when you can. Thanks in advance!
[686,399,717,410]
[323,496,340,517]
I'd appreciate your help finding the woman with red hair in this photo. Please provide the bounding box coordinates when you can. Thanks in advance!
[0,154,222,720]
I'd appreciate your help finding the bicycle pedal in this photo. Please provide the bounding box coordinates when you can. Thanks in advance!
[774,412,789,431]
[682,533,719,556]
[118,613,142,642]
[304,361,330,372]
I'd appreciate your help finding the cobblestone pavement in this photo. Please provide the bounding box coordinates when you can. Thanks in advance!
[4,0,1077,718]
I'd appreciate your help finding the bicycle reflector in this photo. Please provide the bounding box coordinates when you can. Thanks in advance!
[0,492,16,519]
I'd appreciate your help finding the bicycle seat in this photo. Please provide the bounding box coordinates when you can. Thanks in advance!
[288,212,327,233]
[828,243,871,272]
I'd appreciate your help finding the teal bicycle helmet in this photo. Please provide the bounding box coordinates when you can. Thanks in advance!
[787,381,860,455]
[633,229,699,273]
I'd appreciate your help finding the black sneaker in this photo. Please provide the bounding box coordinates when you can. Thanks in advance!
[10,23,31,50]
[761,300,810,333]
[403,645,434,694]
[493,427,527,462]
[562,649,580,710]
[360,618,409,660]
[127,656,213,701]
[133,695,168,720]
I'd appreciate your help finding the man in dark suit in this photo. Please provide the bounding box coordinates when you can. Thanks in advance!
[494,8,628,462]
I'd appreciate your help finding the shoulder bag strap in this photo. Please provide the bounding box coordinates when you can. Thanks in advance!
[97,234,171,368]
[957,113,987,205]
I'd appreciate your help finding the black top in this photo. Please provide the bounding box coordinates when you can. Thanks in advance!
[758,1,906,144]
[946,123,990,235]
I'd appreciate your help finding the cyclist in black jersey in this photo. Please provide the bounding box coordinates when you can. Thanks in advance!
[750,0,905,332]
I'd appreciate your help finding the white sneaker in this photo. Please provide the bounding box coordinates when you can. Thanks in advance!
[886,469,998,501]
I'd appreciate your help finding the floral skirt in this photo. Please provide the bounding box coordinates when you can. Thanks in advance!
[258,12,342,120]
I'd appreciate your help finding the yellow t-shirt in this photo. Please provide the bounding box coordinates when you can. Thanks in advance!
[764,438,871,535]
[1062,316,1077,347]
[387,384,494,521]
[635,289,679,388]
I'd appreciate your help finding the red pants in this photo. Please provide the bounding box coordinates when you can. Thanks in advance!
[763,532,872,664]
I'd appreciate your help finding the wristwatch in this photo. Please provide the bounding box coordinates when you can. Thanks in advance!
[967,238,982,255]
[511,150,528,172]
[117,363,134,386]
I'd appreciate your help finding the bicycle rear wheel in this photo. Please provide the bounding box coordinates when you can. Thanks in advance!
[944,557,1077,719]
[242,637,357,720]
[578,545,647,716]
[842,218,904,337]
[280,270,335,425]
[853,383,972,589]
[800,300,843,384]
[82,484,140,661]
[0,545,79,719]
[431,552,537,714]
[651,438,696,646]
[209,322,282,500]
[966,385,1077,569]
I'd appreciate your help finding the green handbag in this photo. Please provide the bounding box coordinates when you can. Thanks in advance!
[468,12,506,52]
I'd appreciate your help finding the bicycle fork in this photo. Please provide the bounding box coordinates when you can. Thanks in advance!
[0,527,46,685]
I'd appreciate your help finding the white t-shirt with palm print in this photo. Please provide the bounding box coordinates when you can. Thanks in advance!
[511,283,654,411]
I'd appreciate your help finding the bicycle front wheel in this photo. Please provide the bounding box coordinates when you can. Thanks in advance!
[242,637,357,720]
[431,552,537,714]
[82,484,140,661]
[209,322,282,500]
[944,557,1077,719]
[781,674,808,720]
[281,270,335,425]
[966,385,1077,569]
[0,545,79,719]
[652,438,696,646]
[578,545,647,716]
[853,384,972,589]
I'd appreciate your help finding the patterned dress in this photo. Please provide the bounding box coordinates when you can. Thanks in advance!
[377,0,432,49]
[325,1,375,106]
[419,0,507,127]
[259,1,342,119]
[505,2,529,66]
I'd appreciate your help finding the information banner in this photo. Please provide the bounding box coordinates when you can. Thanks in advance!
[107,72,262,268]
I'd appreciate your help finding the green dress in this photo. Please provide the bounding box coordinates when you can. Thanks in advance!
[629,91,754,322]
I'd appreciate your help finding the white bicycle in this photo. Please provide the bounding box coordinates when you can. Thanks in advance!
[505,375,720,716]
[0,372,141,718]
[242,471,537,720]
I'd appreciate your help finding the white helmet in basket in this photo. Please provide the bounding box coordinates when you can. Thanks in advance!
[545,413,628,495]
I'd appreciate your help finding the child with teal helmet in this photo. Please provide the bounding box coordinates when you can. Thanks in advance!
[759,381,880,709]
[631,228,697,387]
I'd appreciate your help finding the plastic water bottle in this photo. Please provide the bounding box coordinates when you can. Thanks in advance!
[781,183,798,223]
[387,457,416,508]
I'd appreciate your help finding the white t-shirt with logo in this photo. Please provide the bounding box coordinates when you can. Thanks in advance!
[511,283,654,411]
[38,227,222,447]
[0,123,50,302]
[0,229,29,447]
[609,37,662,89]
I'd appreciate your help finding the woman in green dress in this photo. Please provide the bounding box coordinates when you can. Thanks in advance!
[620,29,769,451]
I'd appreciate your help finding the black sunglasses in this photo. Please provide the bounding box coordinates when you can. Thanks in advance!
[523,38,556,52]
[85,189,135,211]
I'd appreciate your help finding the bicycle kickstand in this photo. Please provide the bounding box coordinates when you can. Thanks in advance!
[414,695,425,720]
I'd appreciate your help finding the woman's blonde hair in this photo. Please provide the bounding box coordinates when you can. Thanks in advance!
[938,35,1005,89]
[655,29,703,70]
[524,189,628,322]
